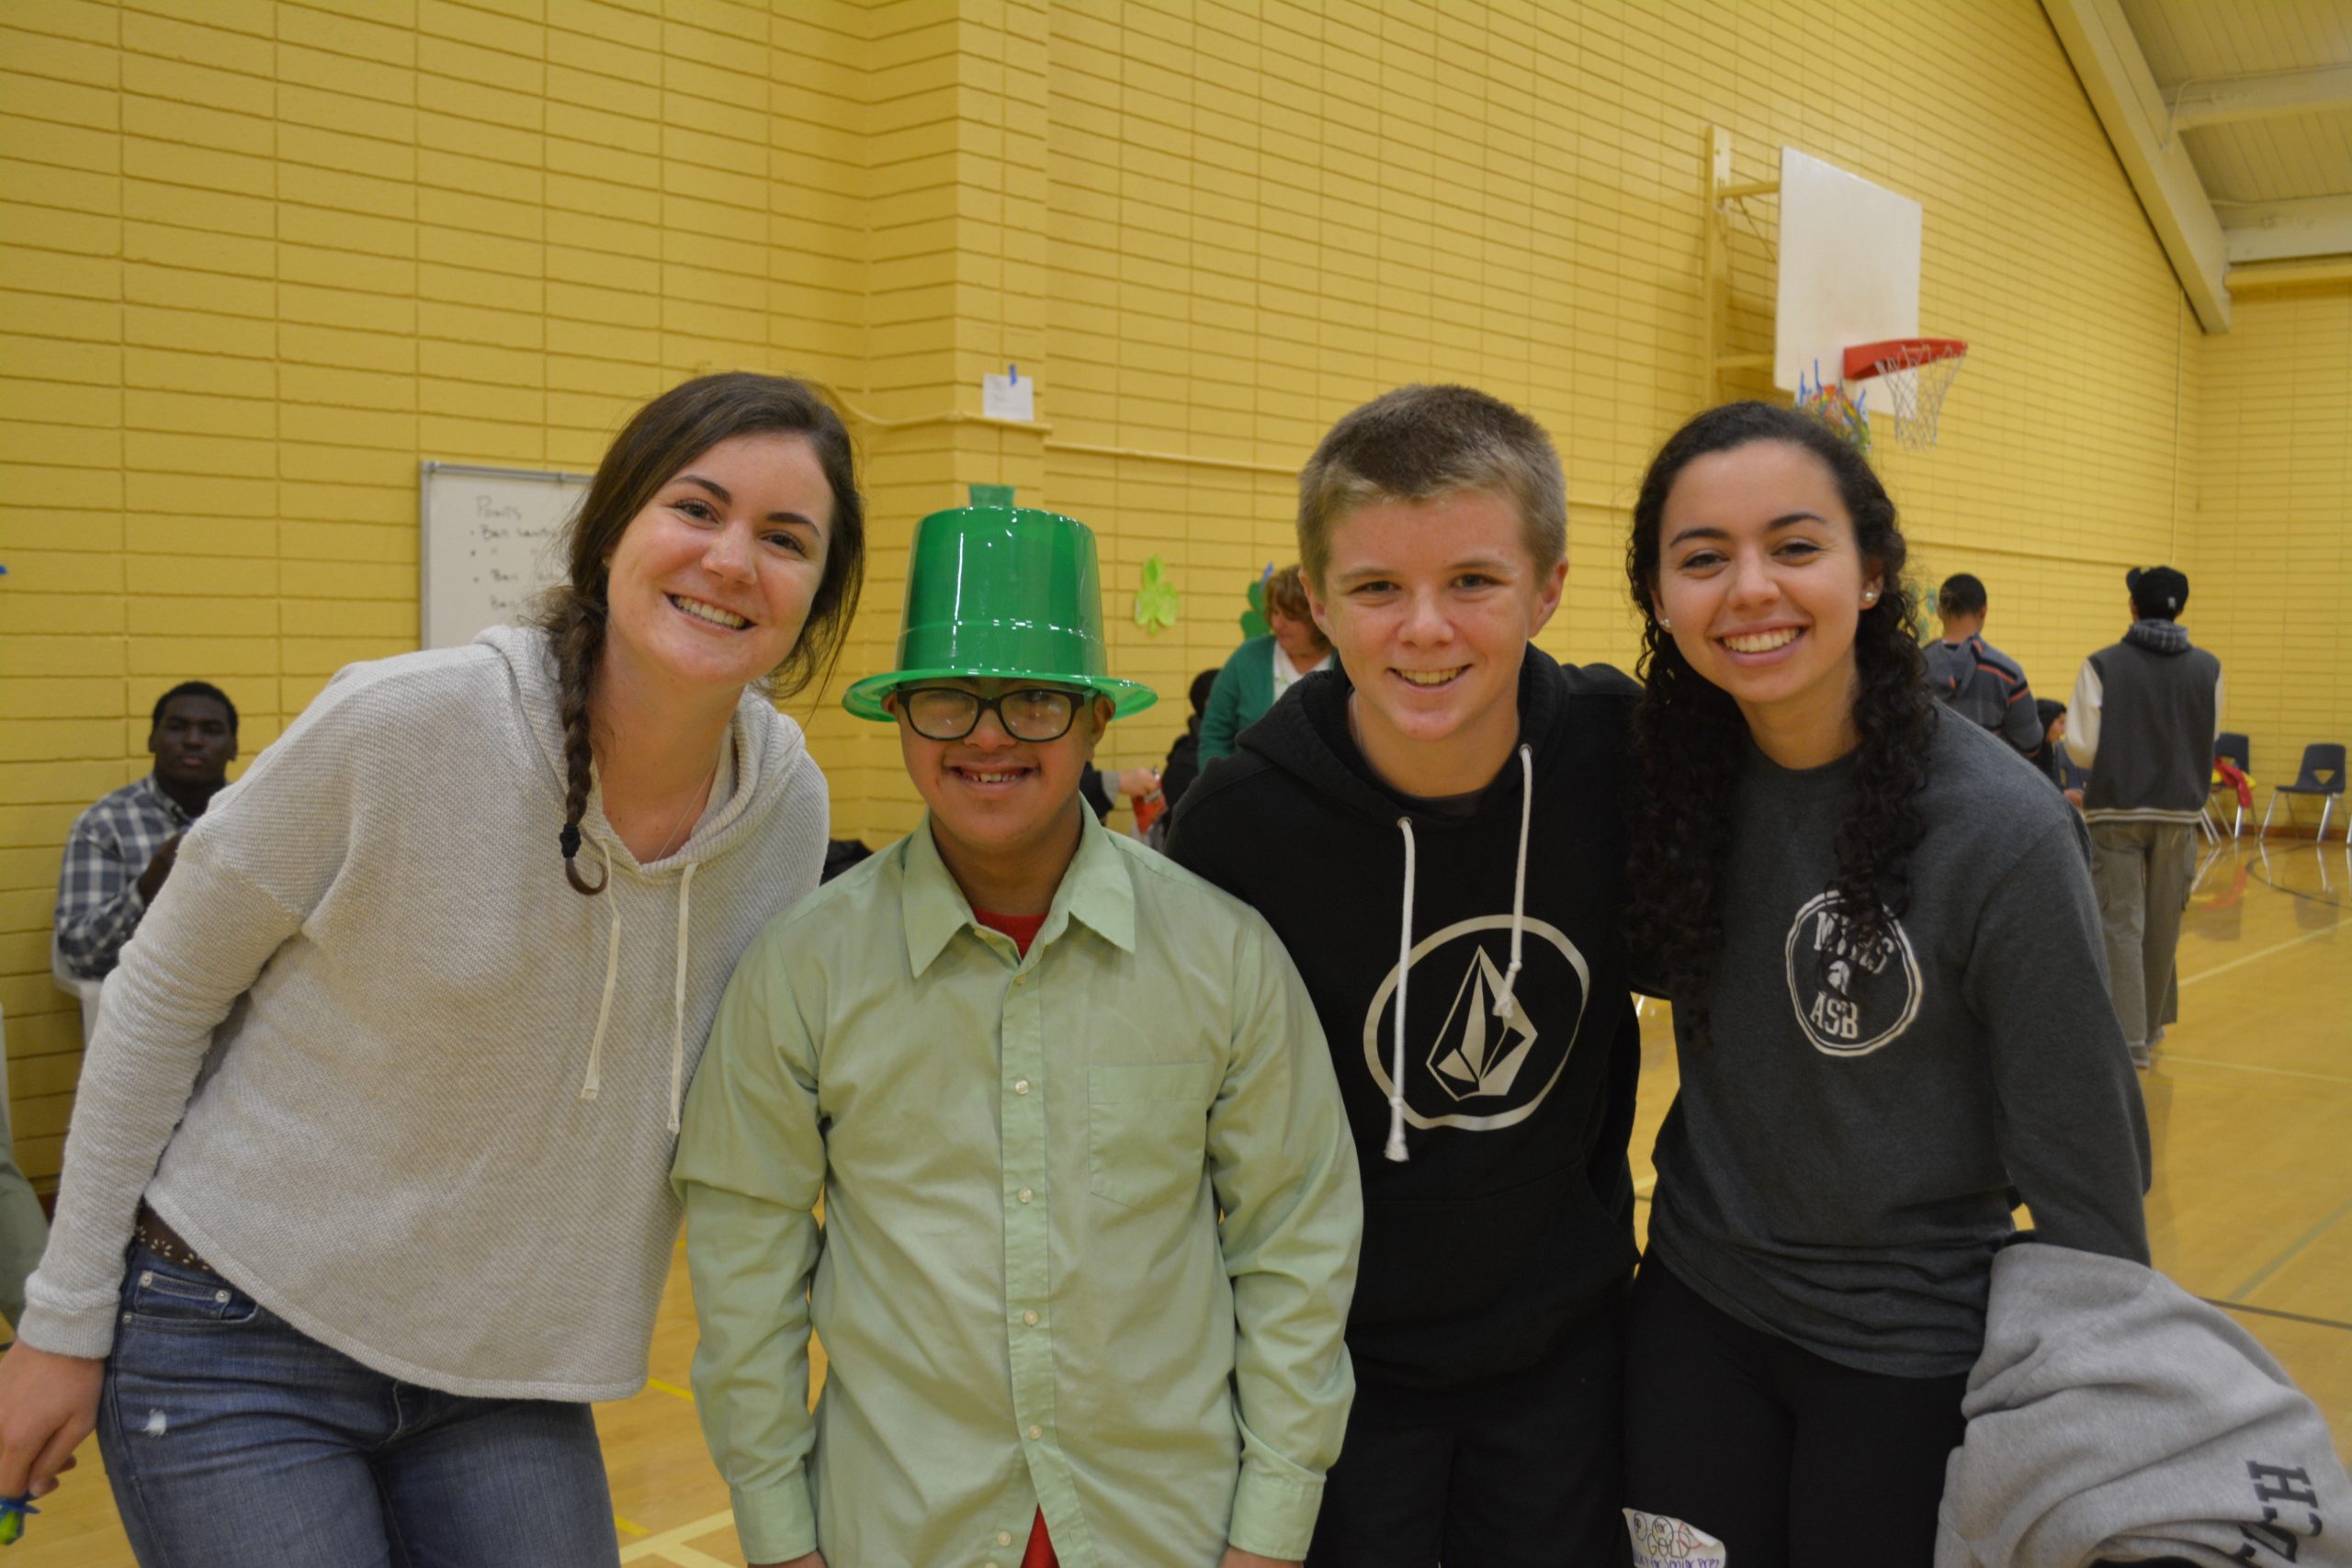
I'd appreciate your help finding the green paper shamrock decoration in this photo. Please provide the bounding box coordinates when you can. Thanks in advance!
[1134,555,1180,634]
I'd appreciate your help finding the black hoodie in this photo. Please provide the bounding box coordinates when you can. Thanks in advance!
[1167,647,1642,1397]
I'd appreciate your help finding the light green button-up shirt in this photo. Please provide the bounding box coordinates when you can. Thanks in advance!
[673,812,1361,1568]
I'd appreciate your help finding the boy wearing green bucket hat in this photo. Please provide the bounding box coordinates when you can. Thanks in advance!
[673,502,1363,1568]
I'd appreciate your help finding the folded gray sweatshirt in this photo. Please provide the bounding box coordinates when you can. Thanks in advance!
[20,626,829,1400]
[1936,1243,2349,1568]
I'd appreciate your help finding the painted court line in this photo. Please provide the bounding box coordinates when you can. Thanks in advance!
[2207,1298,2352,1335]
[614,1515,649,1539]
[619,1509,737,1564]
[2230,1191,2352,1303]
[2177,922,2340,987]
[643,1544,737,1568]
[647,1376,696,1402]
[2158,1054,2352,1087]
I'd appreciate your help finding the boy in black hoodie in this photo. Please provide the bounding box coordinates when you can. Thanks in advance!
[1167,384,1639,1568]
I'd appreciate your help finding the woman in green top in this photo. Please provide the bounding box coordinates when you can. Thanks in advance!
[1200,565,1335,763]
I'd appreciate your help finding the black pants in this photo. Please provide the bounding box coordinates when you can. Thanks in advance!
[1622,1259,1968,1568]
[1306,1298,1629,1568]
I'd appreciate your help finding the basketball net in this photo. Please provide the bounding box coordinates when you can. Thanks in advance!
[1842,338,1967,451]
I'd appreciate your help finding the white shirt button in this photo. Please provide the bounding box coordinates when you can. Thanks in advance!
[999,1531,1014,1547]
[1017,1188,1034,1203]
[1023,1309,1039,1325]
[1027,1424,1043,1440]
[1013,1078,1031,1096]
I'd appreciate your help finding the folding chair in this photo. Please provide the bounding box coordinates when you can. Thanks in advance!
[2208,732,2250,839]
[50,933,104,1047]
[2259,742,2346,841]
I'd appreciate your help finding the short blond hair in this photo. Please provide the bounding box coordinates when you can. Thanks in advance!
[1295,384,1566,590]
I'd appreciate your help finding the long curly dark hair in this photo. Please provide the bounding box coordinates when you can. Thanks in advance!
[533,373,866,895]
[1623,401,1934,1040]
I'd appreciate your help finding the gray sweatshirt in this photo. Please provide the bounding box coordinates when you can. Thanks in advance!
[1936,1243,2349,1568]
[20,626,829,1400]
[1647,715,2152,1377]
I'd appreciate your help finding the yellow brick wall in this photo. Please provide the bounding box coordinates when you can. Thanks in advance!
[2193,285,2352,803]
[1030,0,2199,784]
[1,0,2339,1190]
[0,0,880,1183]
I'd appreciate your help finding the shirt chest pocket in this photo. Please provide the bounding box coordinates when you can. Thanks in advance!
[1087,1061,1216,1211]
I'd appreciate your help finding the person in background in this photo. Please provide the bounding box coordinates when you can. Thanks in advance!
[675,501,1358,1568]
[1170,384,1644,1568]
[53,682,239,981]
[1158,668,1222,812]
[1619,401,2148,1568]
[1201,565,1335,763]
[2068,565,2224,1070]
[1079,761,1164,825]
[1922,573,2040,760]
[0,373,865,1567]
[0,1046,48,1344]
[2033,697,2086,802]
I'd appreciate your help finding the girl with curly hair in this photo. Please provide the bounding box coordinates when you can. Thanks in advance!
[1618,401,2149,1567]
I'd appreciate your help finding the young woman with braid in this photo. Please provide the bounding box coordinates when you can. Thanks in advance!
[1617,402,2149,1568]
[0,373,864,1566]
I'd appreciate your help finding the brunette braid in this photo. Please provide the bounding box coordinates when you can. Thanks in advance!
[1623,401,1934,1043]
[551,597,608,894]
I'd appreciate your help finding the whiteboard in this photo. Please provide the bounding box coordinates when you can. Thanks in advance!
[419,462,593,649]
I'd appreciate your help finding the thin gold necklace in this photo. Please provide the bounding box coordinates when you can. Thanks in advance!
[648,742,725,861]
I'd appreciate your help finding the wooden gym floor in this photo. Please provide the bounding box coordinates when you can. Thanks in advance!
[17,833,2348,1566]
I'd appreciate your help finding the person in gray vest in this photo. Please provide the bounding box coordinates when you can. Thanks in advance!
[1924,573,2041,759]
[2067,566,2224,1068]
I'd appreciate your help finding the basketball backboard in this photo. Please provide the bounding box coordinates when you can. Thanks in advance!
[1773,148,1923,402]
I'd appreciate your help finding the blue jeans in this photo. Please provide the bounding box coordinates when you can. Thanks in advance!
[99,1245,621,1568]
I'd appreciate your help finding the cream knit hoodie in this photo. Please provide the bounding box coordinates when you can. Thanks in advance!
[20,626,829,1400]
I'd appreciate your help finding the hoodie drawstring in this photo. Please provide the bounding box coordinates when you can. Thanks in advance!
[669,861,696,1134]
[580,839,622,1103]
[574,839,699,1136]
[1385,743,1535,1165]
[1490,744,1534,1022]
[1387,816,1416,1163]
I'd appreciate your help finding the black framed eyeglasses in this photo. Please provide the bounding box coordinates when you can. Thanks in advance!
[896,685,1084,742]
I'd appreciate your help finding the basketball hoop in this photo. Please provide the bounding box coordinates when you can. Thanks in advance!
[1843,338,1966,450]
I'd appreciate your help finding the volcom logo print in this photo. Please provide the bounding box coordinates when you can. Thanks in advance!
[1430,946,1540,1100]
[1781,890,1922,1056]
[1363,915,1590,1132]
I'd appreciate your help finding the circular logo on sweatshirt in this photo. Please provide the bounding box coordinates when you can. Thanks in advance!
[1781,891,1922,1057]
[1361,915,1590,1132]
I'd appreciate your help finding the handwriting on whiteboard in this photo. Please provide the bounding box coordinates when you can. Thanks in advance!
[421,463,590,649]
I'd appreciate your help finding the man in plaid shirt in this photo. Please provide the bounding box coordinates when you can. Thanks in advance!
[53,682,239,981]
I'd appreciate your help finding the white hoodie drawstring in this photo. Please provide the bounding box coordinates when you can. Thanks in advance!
[1489,744,1534,1023]
[1387,816,1417,1164]
[1386,743,1534,1165]
[575,839,699,1136]
[668,861,697,1134]
[580,839,621,1103]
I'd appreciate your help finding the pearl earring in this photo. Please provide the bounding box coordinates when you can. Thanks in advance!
[1657,616,1673,631]
[1862,591,1879,605]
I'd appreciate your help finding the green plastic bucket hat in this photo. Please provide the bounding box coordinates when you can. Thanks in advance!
[843,502,1158,722]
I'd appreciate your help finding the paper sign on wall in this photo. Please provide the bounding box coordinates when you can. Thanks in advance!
[982,365,1035,423]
